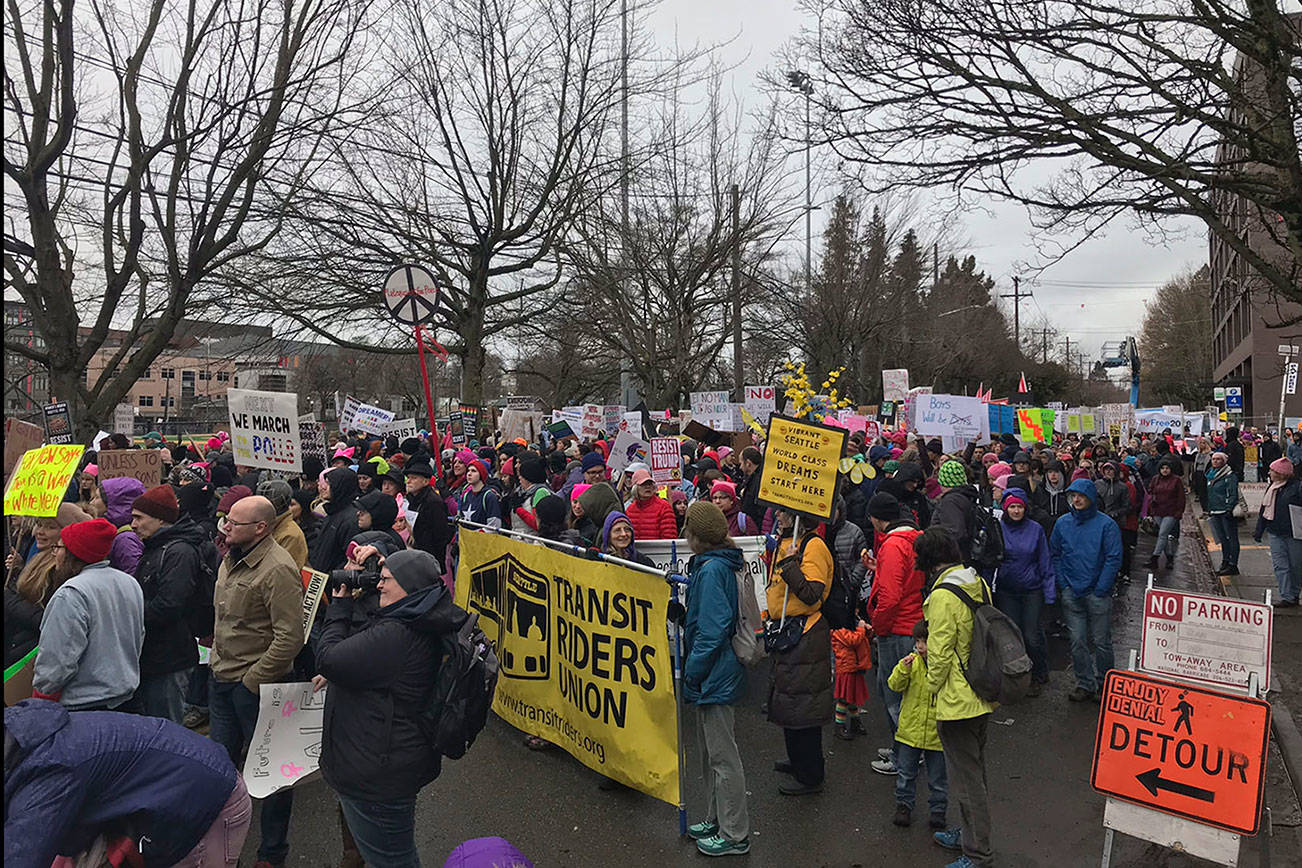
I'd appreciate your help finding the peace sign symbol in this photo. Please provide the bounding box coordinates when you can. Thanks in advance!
[382,264,441,326]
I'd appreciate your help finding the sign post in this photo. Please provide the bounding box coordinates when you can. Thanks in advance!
[382,263,446,441]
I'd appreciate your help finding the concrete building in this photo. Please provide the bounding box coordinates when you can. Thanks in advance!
[1209,16,1302,430]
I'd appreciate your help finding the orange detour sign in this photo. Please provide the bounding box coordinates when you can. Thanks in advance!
[1091,670,1270,835]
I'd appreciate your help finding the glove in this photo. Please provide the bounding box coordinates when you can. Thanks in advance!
[666,600,687,626]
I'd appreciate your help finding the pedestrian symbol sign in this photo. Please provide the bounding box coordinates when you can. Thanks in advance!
[1092,670,1270,835]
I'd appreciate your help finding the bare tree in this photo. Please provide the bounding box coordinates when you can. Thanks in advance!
[1138,265,1214,407]
[800,1,1301,307]
[3,0,370,440]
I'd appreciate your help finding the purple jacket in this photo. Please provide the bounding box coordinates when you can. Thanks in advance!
[997,514,1056,603]
[100,477,146,576]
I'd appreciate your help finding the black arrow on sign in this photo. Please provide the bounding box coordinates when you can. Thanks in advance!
[1136,768,1215,803]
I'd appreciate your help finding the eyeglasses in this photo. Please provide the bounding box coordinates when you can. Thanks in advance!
[224,519,264,528]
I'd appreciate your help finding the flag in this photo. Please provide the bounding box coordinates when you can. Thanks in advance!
[1018,372,1029,393]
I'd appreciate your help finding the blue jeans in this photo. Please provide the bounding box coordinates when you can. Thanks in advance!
[993,588,1048,681]
[1060,585,1114,693]
[338,795,420,868]
[133,669,189,723]
[895,741,947,815]
[209,677,294,865]
[1208,513,1240,570]
[1152,516,1179,557]
[875,634,915,748]
[1267,531,1302,603]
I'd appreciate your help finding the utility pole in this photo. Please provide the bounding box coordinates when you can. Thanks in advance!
[786,71,815,300]
[1059,336,1072,370]
[1040,328,1049,364]
[618,0,632,407]
[933,242,939,290]
[1077,352,1089,379]
[731,184,743,401]
[1000,276,1028,352]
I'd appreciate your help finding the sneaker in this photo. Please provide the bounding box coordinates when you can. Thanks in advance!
[929,813,947,830]
[876,747,893,761]
[778,779,824,795]
[944,856,976,868]
[834,722,855,741]
[773,760,795,775]
[871,758,898,775]
[1068,687,1092,702]
[933,828,963,851]
[695,835,750,857]
[893,804,912,827]
[687,821,719,840]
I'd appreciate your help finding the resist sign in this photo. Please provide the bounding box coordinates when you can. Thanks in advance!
[228,389,302,473]
[1140,588,1271,693]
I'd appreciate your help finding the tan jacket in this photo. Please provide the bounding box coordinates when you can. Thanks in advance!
[211,534,304,692]
[272,510,309,570]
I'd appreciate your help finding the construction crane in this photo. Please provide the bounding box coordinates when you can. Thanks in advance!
[1101,337,1140,405]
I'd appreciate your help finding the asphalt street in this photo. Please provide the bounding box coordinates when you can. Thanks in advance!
[239,521,1302,867]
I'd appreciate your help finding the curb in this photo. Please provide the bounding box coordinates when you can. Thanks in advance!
[1189,505,1302,814]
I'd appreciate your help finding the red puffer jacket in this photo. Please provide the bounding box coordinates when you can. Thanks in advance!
[867,524,925,638]
[624,495,679,541]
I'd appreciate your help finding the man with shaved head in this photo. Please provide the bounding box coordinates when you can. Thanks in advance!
[209,494,304,868]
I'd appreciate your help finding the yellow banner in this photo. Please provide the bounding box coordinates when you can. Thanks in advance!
[3,445,85,517]
[756,414,845,520]
[455,531,679,804]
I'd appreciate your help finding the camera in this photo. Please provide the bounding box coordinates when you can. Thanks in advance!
[328,554,382,594]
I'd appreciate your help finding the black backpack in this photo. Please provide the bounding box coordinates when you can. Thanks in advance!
[158,538,219,639]
[968,500,1006,572]
[800,534,857,630]
[938,581,1031,704]
[417,609,499,759]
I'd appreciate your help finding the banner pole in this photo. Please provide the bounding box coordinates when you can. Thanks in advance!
[671,539,688,837]
[413,324,439,443]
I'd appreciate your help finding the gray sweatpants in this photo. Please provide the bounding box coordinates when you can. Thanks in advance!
[937,714,994,866]
[695,703,749,843]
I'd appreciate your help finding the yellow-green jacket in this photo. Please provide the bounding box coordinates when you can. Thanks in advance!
[922,565,998,721]
[887,654,943,751]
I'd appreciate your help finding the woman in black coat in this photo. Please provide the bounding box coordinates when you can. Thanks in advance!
[310,468,361,572]
[315,549,462,867]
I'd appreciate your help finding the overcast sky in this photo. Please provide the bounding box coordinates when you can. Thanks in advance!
[649,0,1209,367]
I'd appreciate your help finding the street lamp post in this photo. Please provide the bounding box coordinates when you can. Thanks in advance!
[786,71,814,298]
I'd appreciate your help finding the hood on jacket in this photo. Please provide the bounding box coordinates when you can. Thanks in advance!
[378,580,462,635]
[142,515,210,551]
[600,510,639,557]
[100,477,147,527]
[867,445,892,464]
[4,699,68,760]
[690,546,745,573]
[578,482,623,530]
[893,463,926,488]
[356,490,399,531]
[324,468,360,515]
[1066,478,1099,517]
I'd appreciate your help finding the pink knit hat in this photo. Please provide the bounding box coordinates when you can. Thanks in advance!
[988,462,1013,480]
[1270,457,1294,476]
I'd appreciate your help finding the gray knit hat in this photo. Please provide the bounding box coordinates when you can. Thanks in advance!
[684,501,729,546]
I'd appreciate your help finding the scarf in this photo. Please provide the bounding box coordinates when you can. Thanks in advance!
[1262,480,1286,521]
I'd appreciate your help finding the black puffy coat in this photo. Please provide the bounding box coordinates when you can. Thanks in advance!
[405,485,452,565]
[317,583,462,802]
[311,469,360,572]
[136,518,209,676]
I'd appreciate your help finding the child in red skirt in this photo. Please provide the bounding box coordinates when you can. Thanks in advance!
[831,618,873,739]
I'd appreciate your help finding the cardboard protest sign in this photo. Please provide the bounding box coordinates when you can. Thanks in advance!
[228,389,302,473]
[381,418,420,441]
[608,428,649,478]
[456,531,679,804]
[339,396,395,435]
[756,415,846,520]
[649,438,682,485]
[602,404,626,436]
[96,449,163,486]
[690,391,732,431]
[641,536,768,615]
[42,401,74,444]
[743,385,777,426]
[580,404,603,439]
[4,444,85,517]
[881,369,909,403]
[4,418,43,479]
[681,419,726,447]
[243,682,327,798]
[500,408,543,444]
[113,403,135,436]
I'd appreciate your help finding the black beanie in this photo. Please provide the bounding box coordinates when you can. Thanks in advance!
[535,494,567,528]
[868,492,901,521]
[384,549,442,593]
[519,454,547,485]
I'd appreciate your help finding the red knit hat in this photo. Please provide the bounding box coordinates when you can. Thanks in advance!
[132,484,180,523]
[61,518,118,563]
[465,458,490,483]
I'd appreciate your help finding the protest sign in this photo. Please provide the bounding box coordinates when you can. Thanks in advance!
[1016,408,1054,444]
[743,385,777,426]
[297,414,328,464]
[608,429,649,478]
[4,444,85,517]
[97,449,163,486]
[649,438,682,484]
[756,415,846,520]
[882,369,909,403]
[4,418,43,479]
[507,395,543,412]
[1134,408,1184,434]
[458,404,481,441]
[42,402,74,444]
[546,411,578,441]
[500,408,544,444]
[301,568,329,644]
[1082,413,1097,434]
[449,411,466,445]
[640,536,768,614]
[456,531,679,803]
[381,418,420,441]
[243,682,327,798]
[690,391,732,431]
[602,405,626,436]
[913,394,989,448]
[339,396,396,436]
[579,404,603,439]
[228,389,302,472]
[113,403,135,436]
